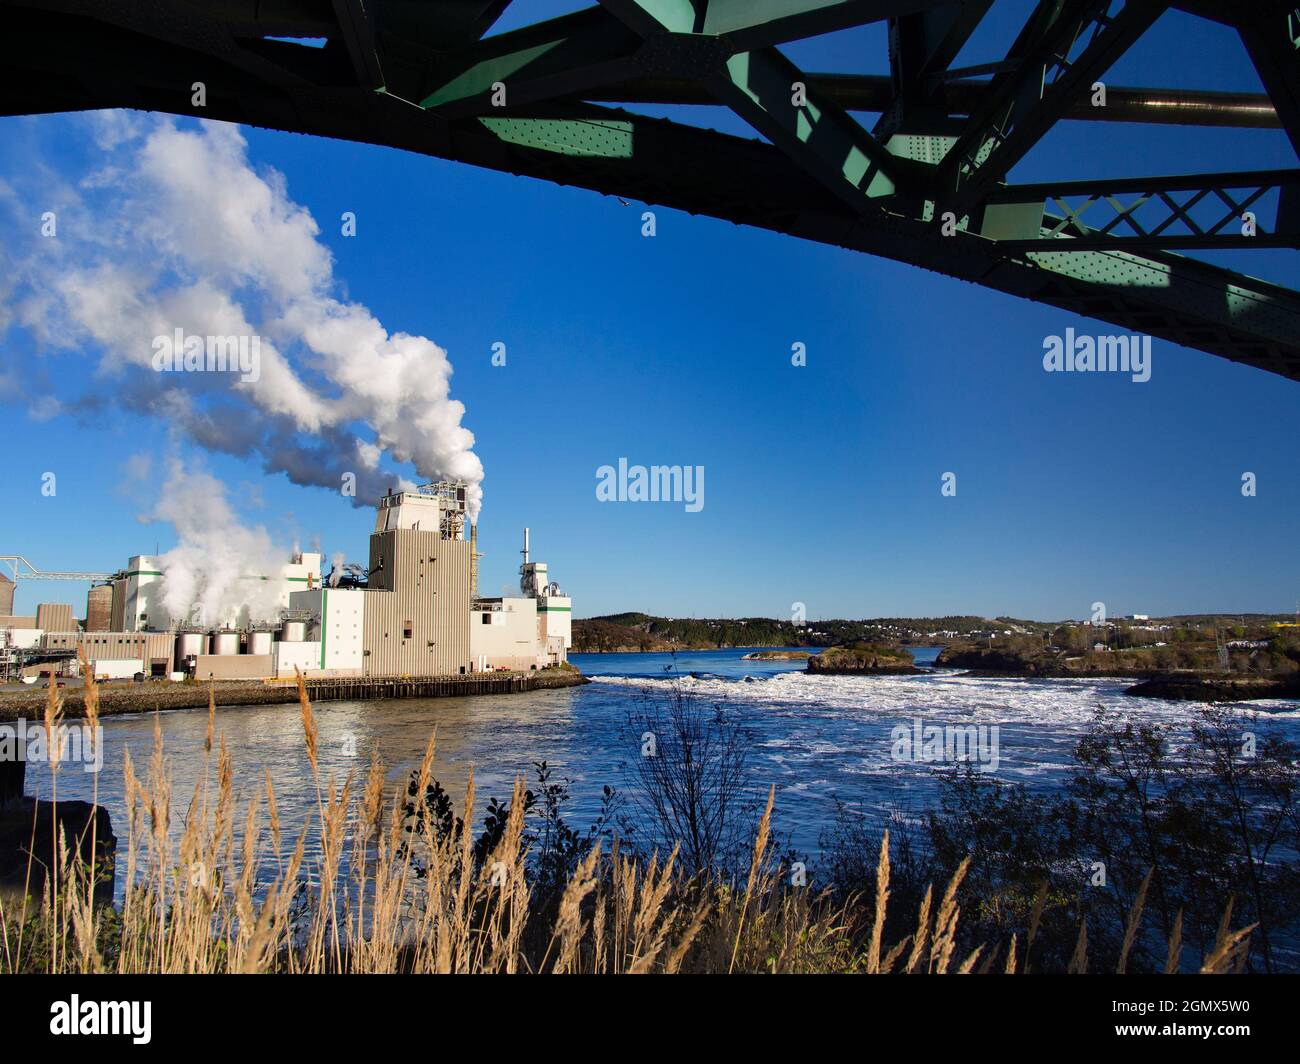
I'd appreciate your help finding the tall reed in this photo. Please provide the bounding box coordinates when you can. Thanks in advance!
[0,682,1255,975]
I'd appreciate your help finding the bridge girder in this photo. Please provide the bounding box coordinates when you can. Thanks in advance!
[0,0,1297,381]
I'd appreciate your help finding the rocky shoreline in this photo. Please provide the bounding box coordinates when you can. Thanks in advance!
[928,645,1300,702]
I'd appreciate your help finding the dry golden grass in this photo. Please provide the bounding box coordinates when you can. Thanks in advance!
[0,679,1257,975]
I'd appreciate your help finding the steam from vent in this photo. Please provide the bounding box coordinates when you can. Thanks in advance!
[151,461,289,628]
[0,114,484,518]
[328,552,346,588]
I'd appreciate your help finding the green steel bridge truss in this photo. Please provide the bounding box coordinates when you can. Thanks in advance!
[2,1,1298,379]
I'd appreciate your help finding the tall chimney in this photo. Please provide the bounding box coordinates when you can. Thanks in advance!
[522,527,530,565]
[470,521,479,600]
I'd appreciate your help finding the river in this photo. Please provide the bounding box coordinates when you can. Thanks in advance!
[22,647,1300,880]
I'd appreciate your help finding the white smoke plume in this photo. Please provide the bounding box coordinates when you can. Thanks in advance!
[150,460,292,628]
[328,551,346,588]
[1,113,485,518]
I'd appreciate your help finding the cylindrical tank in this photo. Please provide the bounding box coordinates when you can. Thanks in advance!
[247,630,273,656]
[174,631,205,668]
[280,620,307,643]
[85,584,113,632]
[210,630,241,656]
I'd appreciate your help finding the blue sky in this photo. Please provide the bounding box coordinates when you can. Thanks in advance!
[0,3,1296,623]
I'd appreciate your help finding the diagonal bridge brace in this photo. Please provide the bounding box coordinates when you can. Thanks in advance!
[0,0,1296,383]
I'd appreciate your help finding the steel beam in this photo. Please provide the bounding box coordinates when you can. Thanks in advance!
[417,7,643,116]
[1236,5,1300,158]
[0,0,1296,383]
[938,0,1166,215]
[709,46,903,205]
[983,169,1300,249]
[874,1,992,140]
[583,74,1282,128]
[693,0,957,50]
[599,0,906,207]
[332,0,385,90]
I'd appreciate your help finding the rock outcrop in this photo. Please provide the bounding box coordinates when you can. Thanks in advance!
[807,644,922,675]
[1125,675,1300,702]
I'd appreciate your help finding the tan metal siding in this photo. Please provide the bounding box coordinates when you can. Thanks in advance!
[109,580,126,632]
[42,631,175,662]
[193,654,273,680]
[363,530,470,676]
[36,602,75,632]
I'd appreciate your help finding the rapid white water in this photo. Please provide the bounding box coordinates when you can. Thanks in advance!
[21,648,1299,882]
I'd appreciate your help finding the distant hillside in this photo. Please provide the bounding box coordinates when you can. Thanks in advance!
[570,614,1050,653]
[570,612,1300,654]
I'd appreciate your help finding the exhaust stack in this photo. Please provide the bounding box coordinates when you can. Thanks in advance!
[470,521,479,600]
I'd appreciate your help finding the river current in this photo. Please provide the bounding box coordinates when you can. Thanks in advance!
[24,647,1300,878]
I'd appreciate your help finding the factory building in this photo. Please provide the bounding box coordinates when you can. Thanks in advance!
[41,632,176,679]
[3,481,571,683]
[470,528,572,671]
[109,553,323,632]
[360,484,473,676]
[283,587,366,677]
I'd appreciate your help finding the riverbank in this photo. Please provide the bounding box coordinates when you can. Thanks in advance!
[0,669,589,722]
[931,644,1300,700]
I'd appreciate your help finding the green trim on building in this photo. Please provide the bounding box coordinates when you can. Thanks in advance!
[123,570,163,579]
[537,605,571,612]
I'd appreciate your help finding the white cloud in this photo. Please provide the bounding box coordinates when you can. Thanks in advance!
[1,114,485,518]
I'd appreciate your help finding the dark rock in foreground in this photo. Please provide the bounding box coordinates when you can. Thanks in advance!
[0,798,116,903]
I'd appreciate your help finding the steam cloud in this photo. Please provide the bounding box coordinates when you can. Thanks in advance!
[1,113,485,519]
[150,460,290,628]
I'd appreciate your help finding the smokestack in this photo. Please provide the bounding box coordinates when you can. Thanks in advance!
[522,527,530,566]
[470,522,479,601]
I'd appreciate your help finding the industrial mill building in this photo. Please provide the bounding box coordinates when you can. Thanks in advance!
[2,482,571,682]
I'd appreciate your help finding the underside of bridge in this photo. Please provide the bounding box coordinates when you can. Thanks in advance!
[1,1,1297,380]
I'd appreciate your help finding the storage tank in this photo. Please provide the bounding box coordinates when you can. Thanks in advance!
[174,631,205,669]
[210,630,241,656]
[280,620,307,643]
[247,629,274,656]
[85,584,113,632]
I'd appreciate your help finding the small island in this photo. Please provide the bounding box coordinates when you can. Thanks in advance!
[807,644,923,675]
[742,650,812,660]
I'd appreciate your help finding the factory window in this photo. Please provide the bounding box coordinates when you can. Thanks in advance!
[403,621,413,640]
[481,613,492,624]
